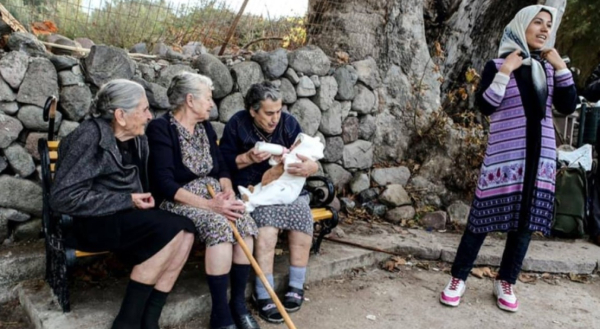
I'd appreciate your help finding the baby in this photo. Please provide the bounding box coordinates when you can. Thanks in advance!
[238,133,324,212]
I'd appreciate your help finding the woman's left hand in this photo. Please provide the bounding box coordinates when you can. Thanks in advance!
[542,48,567,70]
[218,178,236,200]
[287,154,319,177]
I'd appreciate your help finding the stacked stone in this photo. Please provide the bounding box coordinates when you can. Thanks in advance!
[0,31,474,243]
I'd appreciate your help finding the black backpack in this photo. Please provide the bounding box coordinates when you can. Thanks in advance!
[552,164,587,238]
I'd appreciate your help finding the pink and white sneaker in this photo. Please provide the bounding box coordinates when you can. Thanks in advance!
[493,280,519,312]
[440,277,466,307]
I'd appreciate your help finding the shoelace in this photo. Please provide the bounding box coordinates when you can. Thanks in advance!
[500,280,513,295]
[449,277,461,291]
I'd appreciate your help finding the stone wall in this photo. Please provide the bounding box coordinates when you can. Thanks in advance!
[0,31,471,244]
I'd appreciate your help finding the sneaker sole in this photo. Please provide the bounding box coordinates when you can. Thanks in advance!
[258,313,285,324]
[439,294,460,307]
[284,305,301,313]
[493,290,518,312]
[439,285,465,307]
[496,300,518,312]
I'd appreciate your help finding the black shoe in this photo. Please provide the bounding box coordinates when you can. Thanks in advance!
[253,296,284,324]
[212,325,237,329]
[232,313,260,329]
[283,287,304,313]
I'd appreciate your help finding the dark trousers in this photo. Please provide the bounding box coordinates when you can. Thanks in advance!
[451,228,532,284]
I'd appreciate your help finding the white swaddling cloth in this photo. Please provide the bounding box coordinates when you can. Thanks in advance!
[238,133,325,212]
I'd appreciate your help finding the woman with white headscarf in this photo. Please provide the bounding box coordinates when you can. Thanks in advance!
[439,5,577,312]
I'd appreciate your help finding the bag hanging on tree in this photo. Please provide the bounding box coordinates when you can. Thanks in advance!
[552,164,587,238]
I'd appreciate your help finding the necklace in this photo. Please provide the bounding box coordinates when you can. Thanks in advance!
[252,122,273,142]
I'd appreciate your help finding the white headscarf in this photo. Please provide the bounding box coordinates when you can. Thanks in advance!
[498,5,556,112]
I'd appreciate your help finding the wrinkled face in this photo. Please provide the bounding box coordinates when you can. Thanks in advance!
[251,98,283,133]
[191,87,215,121]
[525,11,552,50]
[121,95,152,137]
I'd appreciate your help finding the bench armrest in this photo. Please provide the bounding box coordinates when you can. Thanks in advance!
[305,176,335,207]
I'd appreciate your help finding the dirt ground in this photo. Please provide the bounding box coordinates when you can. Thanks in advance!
[172,264,600,329]
[4,262,600,329]
[0,299,34,329]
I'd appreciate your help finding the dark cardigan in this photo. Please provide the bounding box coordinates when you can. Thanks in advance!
[50,118,144,217]
[146,112,231,205]
[219,110,302,192]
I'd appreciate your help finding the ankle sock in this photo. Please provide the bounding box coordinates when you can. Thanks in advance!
[289,266,306,290]
[229,264,251,315]
[207,274,234,328]
[141,289,169,329]
[111,280,154,329]
[255,273,274,300]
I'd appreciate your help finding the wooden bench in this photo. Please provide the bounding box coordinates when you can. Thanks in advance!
[38,96,339,312]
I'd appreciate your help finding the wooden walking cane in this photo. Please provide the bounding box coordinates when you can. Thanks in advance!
[207,185,297,329]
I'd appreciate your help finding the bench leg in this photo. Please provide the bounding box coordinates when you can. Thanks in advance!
[45,235,72,312]
[311,207,339,255]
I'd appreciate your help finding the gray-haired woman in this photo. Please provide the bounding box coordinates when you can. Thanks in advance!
[220,81,319,323]
[146,72,260,329]
[50,79,196,329]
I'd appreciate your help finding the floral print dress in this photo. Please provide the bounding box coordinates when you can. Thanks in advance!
[160,116,258,247]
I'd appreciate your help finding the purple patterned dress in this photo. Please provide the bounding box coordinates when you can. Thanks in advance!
[468,59,575,235]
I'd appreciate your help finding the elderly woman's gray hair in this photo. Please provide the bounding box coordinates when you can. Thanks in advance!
[244,81,281,111]
[167,72,214,110]
[92,79,146,121]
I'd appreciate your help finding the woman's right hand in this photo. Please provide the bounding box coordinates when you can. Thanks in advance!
[132,193,155,209]
[500,50,523,75]
[209,193,245,221]
[246,147,271,164]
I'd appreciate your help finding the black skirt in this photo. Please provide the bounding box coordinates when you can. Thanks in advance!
[71,209,195,265]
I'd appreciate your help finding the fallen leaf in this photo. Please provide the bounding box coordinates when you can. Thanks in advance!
[274,248,284,256]
[335,51,350,64]
[366,315,377,321]
[382,260,397,272]
[471,267,484,279]
[391,256,406,266]
[568,273,589,284]
[465,68,480,83]
[481,267,497,278]
[416,262,430,271]
[518,273,537,284]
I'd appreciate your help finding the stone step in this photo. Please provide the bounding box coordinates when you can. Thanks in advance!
[17,226,600,328]
[18,239,391,329]
[0,240,45,303]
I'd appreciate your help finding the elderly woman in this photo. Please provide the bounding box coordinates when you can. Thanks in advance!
[50,79,195,329]
[439,5,577,312]
[146,72,259,329]
[220,81,319,323]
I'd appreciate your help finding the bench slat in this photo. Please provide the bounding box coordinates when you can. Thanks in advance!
[75,250,110,258]
[311,208,333,222]
[49,151,58,161]
[47,140,59,150]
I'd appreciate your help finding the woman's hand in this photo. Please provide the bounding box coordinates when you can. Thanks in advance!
[542,48,567,70]
[132,193,155,209]
[210,193,245,221]
[499,50,523,75]
[287,154,319,177]
[246,147,271,164]
[218,179,236,200]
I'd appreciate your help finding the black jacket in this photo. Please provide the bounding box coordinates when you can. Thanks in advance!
[50,118,147,217]
[583,63,600,102]
[146,113,230,205]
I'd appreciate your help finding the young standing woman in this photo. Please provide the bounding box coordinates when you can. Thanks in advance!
[439,5,577,312]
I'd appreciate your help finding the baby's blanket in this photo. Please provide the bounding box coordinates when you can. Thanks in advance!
[238,133,325,212]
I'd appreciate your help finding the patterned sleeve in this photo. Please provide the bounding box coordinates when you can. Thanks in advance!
[476,60,503,116]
